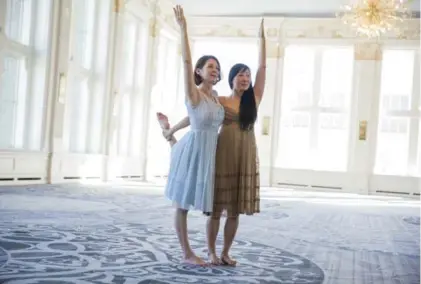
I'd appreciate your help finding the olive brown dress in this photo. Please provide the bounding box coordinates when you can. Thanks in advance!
[212,106,260,217]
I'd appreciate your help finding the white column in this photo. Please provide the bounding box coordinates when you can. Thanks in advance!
[140,14,161,180]
[257,42,283,186]
[44,0,73,183]
[101,0,120,181]
[344,43,382,193]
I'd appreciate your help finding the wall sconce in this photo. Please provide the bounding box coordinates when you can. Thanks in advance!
[261,116,271,136]
[359,120,368,141]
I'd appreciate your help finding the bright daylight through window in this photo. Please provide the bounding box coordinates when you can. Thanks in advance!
[276,45,354,171]
[0,0,52,150]
[65,0,112,154]
[375,49,420,176]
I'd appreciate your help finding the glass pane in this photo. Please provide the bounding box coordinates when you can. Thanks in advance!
[319,48,354,108]
[281,46,315,109]
[5,0,32,44]
[276,112,311,169]
[0,56,28,149]
[314,113,349,171]
[375,117,410,175]
[130,24,148,156]
[122,18,137,87]
[68,77,89,152]
[380,50,415,112]
[72,0,96,69]
[117,93,131,155]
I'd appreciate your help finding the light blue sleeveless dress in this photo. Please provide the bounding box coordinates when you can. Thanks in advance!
[165,93,224,213]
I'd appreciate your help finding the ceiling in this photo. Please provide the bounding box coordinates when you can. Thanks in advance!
[173,0,420,18]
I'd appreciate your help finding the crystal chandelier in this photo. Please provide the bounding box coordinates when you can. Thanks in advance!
[336,0,414,38]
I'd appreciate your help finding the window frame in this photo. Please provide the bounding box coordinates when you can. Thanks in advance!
[374,47,420,176]
[276,44,355,171]
[113,11,149,157]
[64,0,113,154]
[0,0,52,151]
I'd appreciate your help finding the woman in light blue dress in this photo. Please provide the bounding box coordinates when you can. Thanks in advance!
[156,5,224,266]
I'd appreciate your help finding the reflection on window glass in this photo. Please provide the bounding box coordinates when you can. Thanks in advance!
[68,78,89,152]
[375,118,410,175]
[278,112,311,169]
[380,50,415,112]
[316,113,349,171]
[5,0,32,44]
[277,46,353,171]
[122,19,137,87]
[282,46,314,108]
[0,56,27,149]
[319,48,353,108]
[375,49,417,176]
[72,0,96,69]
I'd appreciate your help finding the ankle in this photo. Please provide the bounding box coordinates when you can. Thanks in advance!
[208,250,217,256]
[184,250,195,259]
[221,250,229,257]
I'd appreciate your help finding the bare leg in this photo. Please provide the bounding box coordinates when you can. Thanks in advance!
[175,208,207,265]
[221,215,239,266]
[206,214,222,265]
[156,112,177,146]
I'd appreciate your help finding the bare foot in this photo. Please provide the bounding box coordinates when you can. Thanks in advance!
[221,254,237,266]
[156,112,177,145]
[183,255,208,266]
[208,253,223,265]
[156,112,170,129]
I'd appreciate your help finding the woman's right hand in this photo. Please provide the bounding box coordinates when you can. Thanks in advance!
[173,5,186,29]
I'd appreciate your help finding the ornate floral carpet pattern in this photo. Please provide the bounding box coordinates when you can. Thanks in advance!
[0,183,419,284]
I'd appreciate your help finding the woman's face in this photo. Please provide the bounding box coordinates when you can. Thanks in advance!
[197,58,220,84]
[232,68,251,92]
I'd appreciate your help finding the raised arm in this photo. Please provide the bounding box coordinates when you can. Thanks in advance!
[254,19,266,104]
[174,6,200,106]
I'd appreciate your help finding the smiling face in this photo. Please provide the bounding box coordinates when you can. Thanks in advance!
[196,58,220,85]
[194,55,221,86]
[231,67,251,92]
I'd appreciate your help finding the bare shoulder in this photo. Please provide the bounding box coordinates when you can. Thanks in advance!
[217,96,229,104]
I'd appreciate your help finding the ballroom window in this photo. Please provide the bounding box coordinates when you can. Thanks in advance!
[146,29,179,176]
[107,11,149,157]
[0,0,52,150]
[65,0,112,153]
[374,49,420,176]
[276,45,354,171]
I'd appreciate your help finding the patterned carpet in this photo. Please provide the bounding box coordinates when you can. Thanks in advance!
[0,183,419,284]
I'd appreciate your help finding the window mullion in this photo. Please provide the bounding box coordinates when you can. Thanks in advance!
[23,0,38,149]
[407,51,420,175]
[309,48,322,168]
[127,22,140,156]
[3,40,32,57]
[85,0,99,153]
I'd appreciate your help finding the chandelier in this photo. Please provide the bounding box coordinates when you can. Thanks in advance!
[336,0,414,38]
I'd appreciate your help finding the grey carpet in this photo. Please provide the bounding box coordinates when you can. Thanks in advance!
[0,183,419,284]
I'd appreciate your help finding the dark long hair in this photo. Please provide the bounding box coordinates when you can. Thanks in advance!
[228,63,257,131]
[194,55,221,85]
